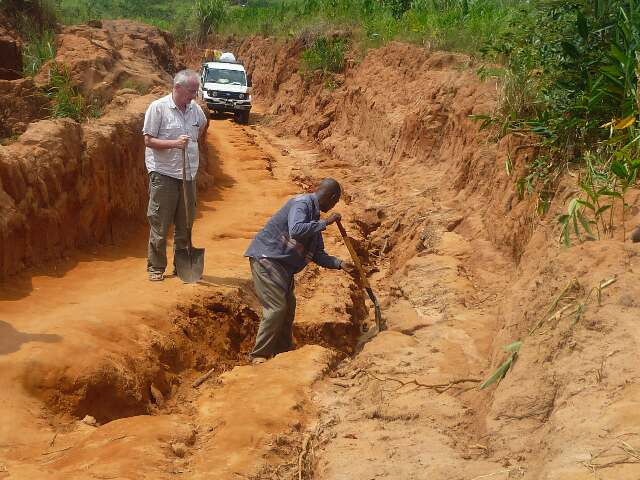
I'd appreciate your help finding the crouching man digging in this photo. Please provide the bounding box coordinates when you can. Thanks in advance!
[245,178,356,364]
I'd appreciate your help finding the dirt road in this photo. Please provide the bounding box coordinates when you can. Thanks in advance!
[0,113,362,478]
[3,100,640,479]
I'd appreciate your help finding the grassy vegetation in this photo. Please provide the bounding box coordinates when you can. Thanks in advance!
[0,0,58,31]
[194,0,229,42]
[12,0,640,243]
[219,0,523,52]
[300,37,347,73]
[46,62,101,121]
[0,0,58,76]
[477,0,640,244]
[55,0,216,39]
[55,0,187,31]
[22,29,56,76]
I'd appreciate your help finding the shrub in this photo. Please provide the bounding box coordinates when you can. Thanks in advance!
[194,0,229,43]
[301,37,347,74]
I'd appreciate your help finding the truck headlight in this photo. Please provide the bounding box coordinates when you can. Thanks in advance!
[208,90,217,97]
[239,93,245,99]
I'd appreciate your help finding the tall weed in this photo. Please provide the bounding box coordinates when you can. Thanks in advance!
[194,0,228,43]
[301,37,347,73]
[46,63,101,121]
[477,0,640,244]
[22,29,56,76]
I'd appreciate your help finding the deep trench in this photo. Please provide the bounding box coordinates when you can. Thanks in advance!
[36,277,368,426]
[64,290,261,424]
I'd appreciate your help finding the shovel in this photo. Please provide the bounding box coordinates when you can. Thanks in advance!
[336,220,385,331]
[174,148,205,283]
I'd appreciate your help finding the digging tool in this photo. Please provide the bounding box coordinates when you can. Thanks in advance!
[174,147,205,283]
[335,220,385,331]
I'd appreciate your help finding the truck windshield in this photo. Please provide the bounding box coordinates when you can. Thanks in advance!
[204,68,246,86]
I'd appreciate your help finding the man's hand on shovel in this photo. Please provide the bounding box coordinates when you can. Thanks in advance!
[340,260,357,278]
[171,134,190,150]
[325,212,342,225]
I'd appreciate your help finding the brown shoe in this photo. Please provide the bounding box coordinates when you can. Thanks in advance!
[251,357,267,365]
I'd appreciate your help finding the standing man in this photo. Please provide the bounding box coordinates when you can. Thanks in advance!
[143,69,208,282]
[245,178,356,363]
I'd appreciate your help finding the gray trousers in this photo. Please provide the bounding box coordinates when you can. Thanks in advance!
[249,258,296,359]
[147,171,196,274]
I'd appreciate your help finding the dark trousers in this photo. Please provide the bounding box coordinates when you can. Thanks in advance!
[249,258,296,359]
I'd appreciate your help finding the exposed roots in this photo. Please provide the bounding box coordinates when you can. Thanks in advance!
[297,417,338,480]
[360,370,481,394]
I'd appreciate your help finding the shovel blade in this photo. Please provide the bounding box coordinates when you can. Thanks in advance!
[365,287,386,332]
[174,247,205,283]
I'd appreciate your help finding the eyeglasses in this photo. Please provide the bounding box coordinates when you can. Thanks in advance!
[180,84,199,95]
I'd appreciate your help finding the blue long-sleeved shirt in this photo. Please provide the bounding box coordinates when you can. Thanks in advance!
[245,193,342,275]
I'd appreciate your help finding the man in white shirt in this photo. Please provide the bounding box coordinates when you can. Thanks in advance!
[142,69,208,281]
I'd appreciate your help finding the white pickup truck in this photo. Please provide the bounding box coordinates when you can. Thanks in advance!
[200,58,252,124]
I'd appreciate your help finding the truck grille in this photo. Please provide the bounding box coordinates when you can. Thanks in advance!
[209,90,244,100]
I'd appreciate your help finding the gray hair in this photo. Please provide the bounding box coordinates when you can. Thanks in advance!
[173,69,200,87]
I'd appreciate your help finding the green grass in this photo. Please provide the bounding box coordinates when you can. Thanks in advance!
[22,28,56,76]
[476,0,640,244]
[56,0,181,25]
[301,37,347,73]
[218,0,523,54]
[46,63,101,121]
[43,0,640,243]
[52,0,524,55]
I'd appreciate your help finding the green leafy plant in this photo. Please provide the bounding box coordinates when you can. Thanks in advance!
[480,341,522,389]
[480,0,640,229]
[558,116,640,246]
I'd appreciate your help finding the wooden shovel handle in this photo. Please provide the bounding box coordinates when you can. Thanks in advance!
[335,220,371,289]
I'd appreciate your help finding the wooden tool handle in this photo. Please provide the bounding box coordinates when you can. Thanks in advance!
[336,220,371,289]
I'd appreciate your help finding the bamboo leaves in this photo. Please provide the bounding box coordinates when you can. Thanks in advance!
[480,341,522,389]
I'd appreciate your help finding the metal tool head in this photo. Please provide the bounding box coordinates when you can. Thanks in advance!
[174,246,205,283]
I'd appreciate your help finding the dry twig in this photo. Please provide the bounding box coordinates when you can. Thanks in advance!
[469,466,525,479]
[192,366,217,388]
[581,440,640,473]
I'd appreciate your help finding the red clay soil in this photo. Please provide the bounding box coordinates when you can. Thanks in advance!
[34,20,177,103]
[0,77,49,139]
[0,24,22,80]
[1,24,640,479]
[230,37,640,478]
[0,113,362,478]
[0,21,211,279]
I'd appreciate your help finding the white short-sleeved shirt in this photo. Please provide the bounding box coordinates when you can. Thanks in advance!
[142,94,208,180]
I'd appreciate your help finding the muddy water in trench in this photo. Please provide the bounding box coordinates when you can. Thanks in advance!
[0,115,359,478]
